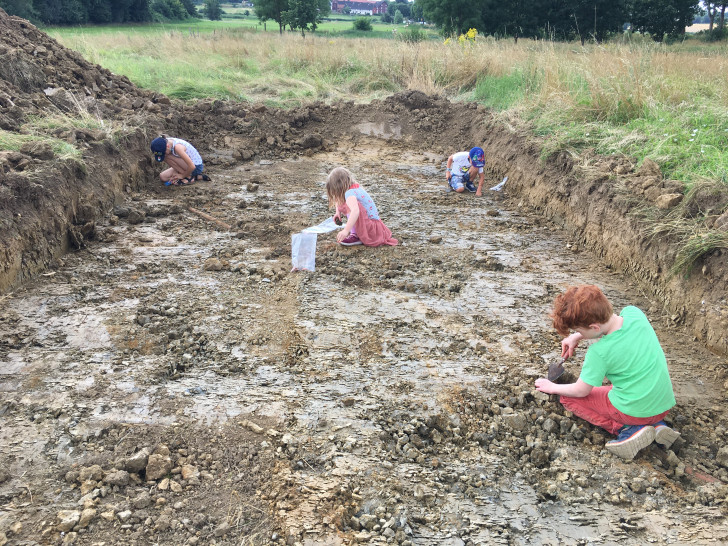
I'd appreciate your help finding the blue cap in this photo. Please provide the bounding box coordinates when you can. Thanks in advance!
[150,137,167,162]
[469,147,485,168]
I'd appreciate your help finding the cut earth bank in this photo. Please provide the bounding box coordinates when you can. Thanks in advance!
[1,8,728,546]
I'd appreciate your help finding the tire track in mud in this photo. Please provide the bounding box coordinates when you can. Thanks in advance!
[0,139,727,545]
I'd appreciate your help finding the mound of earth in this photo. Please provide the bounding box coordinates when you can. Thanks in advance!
[1,8,728,546]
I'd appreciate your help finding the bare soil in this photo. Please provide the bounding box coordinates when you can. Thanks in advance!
[1,9,728,546]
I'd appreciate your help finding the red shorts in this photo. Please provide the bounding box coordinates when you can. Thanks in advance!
[560,386,669,435]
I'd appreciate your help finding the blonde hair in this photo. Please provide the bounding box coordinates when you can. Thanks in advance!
[326,167,354,207]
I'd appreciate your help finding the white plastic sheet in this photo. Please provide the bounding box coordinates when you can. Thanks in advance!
[490,176,508,191]
[291,232,318,271]
[292,217,343,271]
[303,217,340,234]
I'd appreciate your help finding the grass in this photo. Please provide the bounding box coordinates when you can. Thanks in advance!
[44,25,728,272]
[648,216,728,276]
[0,130,81,161]
[0,106,124,165]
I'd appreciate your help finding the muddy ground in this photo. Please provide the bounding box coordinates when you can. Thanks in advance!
[2,134,728,545]
[2,9,728,546]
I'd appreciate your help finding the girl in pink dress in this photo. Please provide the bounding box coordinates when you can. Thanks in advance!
[326,167,398,247]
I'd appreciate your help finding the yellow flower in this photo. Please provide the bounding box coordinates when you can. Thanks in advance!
[444,38,451,45]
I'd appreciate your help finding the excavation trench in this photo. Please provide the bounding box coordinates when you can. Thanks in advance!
[1,131,727,545]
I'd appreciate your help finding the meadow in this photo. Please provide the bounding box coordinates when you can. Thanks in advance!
[46,19,728,270]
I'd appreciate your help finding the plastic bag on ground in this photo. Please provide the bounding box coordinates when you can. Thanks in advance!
[490,176,507,191]
[303,217,340,234]
[291,231,318,271]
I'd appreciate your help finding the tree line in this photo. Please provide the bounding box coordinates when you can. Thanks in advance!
[1,0,723,42]
[0,0,229,25]
[415,0,726,43]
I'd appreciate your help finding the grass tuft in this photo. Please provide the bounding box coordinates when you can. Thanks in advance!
[0,130,81,161]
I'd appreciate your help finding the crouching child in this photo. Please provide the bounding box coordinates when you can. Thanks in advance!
[535,285,679,460]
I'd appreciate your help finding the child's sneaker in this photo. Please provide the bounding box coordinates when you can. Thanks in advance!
[464,180,477,193]
[340,234,362,246]
[605,424,655,460]
[654,421,680,449]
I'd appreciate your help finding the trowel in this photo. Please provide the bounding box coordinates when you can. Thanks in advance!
[547,357,566,382]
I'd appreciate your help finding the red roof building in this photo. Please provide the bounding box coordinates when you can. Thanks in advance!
[331,1,388,15]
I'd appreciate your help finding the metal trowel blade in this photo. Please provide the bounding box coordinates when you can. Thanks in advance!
[548,357,566,382]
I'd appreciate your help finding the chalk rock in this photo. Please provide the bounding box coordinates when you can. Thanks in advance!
[125,448,150,473]
[132,491,152,509]
[78,508,96,528]
[655,193,683,210]
[104,470,130,487]
[181,465,199,480]
[716,446,728,469]
[56,510,80,532]
[203,258,223,271]
[146,454,173,481]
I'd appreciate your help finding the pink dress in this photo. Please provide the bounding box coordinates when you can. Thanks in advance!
[337,185,397,247]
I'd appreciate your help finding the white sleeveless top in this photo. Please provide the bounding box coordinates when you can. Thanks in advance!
[169,138,203,165]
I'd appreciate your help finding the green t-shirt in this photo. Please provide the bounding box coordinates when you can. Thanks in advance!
[580,306,676,417]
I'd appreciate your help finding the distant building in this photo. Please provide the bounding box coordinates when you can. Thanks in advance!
[330,1,388,15]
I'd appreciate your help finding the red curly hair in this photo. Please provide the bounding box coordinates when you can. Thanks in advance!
[551,285,613,336]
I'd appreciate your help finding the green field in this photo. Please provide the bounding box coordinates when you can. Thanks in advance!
[47,9,438,39]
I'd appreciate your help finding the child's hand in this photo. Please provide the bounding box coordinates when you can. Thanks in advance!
[336,229,350,243]
[561,333,581,358]
[535,377,557,394]
[334,213,342,226]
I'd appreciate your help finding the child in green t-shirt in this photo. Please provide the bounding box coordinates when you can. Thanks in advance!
[534,285,679,460]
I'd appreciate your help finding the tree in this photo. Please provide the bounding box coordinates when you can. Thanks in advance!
[394,9,403,24]
[387,2,409,18]
[34,0,89,24]
[283,0,330,37]
[411,3,423,22]
[254,0,289,34]
[180,0,198,17]
[553,0,629,44]
[630,0,700,41]
[1,0,155,24]
[417,0,482,36]
[353,15,372,30]
[204,0,222,20]
[0,0,38,20]
[151,0,187,20]
[87,0,113,22]
[342,5,350,14]
[480,0,546,42]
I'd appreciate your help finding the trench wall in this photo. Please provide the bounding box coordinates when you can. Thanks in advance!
[0,130,153,293]
[478,123,727,357]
